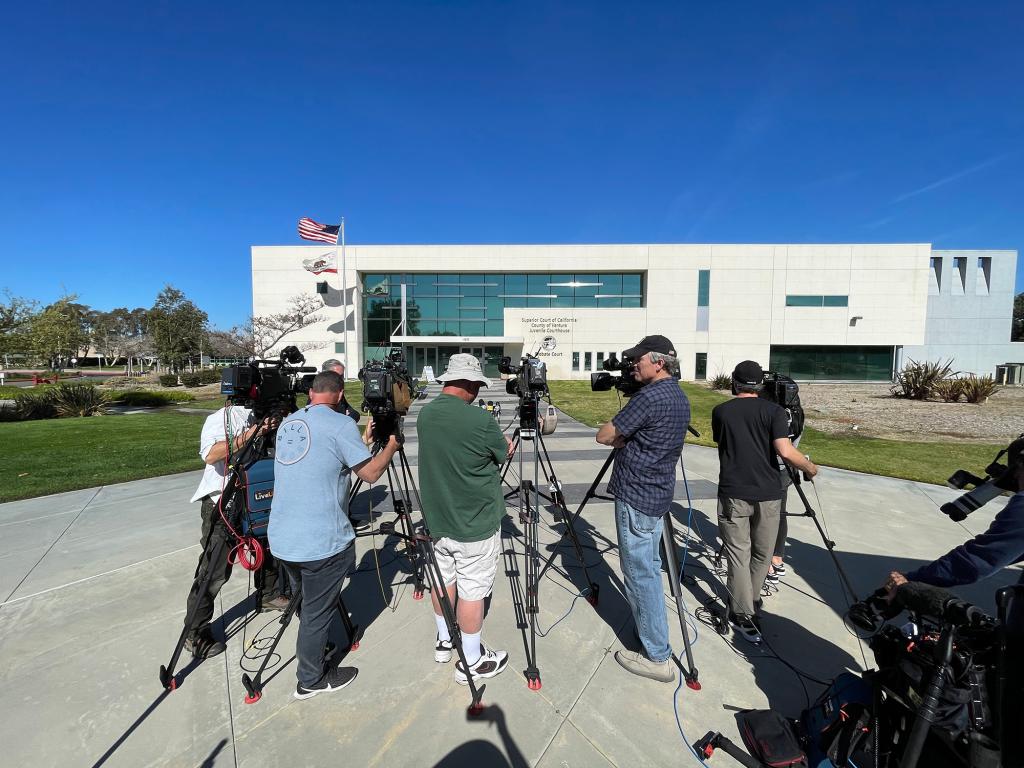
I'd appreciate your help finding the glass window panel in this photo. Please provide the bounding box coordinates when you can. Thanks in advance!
[552,274,577,303]
[695,353,707,380]
[597,297,621,308]
[364,274,389,296]
[600,274,622,294]
[459,307,486,319]
[437,298,459,317]
[786,295,823,307]
[460,273,485,296]
[417,319,437,335]
[504,274,527,295]
[527,274,550,296]
[621,296,642,308]
[413,297,436,318]
[484,274,503,296]
[528,296,550,308]
[460,321,485,336]
[575,295,597,308]
[366,319,390,344]
[823,295,848,307]
[435,273,459,296]
[413,273,436,298]
[584,352,593,371]
[485,319,504,336]
[596,352,605,368]
[622,274,642,296]
[697,270,710,307]
[574,276,599,299]
[389,274,404,298]
[552,294,574,308]
[572,352,580,371]
[505,295,528,308]
[485,296,505,318]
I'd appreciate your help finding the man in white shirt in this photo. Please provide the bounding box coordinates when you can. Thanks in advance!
[183,405,286,659]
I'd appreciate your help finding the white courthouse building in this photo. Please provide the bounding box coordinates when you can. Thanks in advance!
[251,243,1022,382]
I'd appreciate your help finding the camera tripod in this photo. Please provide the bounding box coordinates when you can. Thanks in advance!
[712,463,858,606]
[159,421,275,692]
[349,434,427,598]
[498,394,602,690]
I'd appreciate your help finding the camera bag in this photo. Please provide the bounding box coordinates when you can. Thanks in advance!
[737,709,807,767]
[241,459,275,538]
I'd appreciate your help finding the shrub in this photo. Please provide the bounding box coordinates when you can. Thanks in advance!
[199,368,222,384]
[179,372,203,387]
[51,384,109,417]
[932,378,965,403]
[159,374,180,387]
[14,390,58,420]
[962,374,1000,404]
[709,373,733,391]
[102,376,143,390]
[111,390,195,407]
[891,359,954,400]
[0,402,19,422]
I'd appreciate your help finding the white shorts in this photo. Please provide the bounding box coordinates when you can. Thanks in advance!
[433,531,501,601]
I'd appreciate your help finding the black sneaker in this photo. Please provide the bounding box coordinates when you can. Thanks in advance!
[454,645,508,685]
[294,666,358,700]
[185,628,226,659]
[729,615,762,644]
[435,635,454,663]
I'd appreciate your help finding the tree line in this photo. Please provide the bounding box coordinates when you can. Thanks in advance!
[0,286,324,373]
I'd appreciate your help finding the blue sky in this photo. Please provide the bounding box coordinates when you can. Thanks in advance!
[1,1,1021,329]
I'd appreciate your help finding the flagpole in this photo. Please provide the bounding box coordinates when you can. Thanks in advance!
[339,216,348,373]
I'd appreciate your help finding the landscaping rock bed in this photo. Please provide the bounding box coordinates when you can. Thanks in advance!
[796,383,1024,442]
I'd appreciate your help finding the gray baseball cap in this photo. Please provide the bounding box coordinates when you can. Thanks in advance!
[435,353,492,387]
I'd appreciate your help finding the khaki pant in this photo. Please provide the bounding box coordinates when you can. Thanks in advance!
[717,496,782,618]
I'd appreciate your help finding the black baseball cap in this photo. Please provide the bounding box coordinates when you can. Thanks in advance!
[732,360,764,386]
[623,335,676,359]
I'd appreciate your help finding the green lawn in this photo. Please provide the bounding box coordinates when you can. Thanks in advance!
[548,381,1003,487]
[1,411,208,503]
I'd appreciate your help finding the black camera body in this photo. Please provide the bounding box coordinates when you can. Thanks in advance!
[220,346,317,419]
[759,371,805,441]
[590,353,642,396]
[359,349,414,441]
[500,354,549,399]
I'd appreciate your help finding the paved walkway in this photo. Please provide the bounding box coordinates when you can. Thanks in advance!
[0,386,1019,767]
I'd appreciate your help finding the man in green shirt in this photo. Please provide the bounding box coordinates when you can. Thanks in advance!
[417,353,513,686]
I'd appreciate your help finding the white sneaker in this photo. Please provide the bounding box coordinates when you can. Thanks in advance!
[435,635,453,663]
[454,645,508,685]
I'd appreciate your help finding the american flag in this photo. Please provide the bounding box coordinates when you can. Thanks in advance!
[297,217,340,244]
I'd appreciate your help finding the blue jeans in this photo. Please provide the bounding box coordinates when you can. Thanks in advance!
[615,499,671,663]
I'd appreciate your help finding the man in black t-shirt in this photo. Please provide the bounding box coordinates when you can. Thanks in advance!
[711,360,818,643]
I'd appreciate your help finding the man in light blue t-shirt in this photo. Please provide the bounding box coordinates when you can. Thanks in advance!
[268,371,398,700]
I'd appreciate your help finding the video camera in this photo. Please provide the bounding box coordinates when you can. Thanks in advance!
[759,371,805,441]
[358,348,414,441]
[220,345,317,419]
[941,433,1024,521]
[499,354,549,398]
[590,353,642,396]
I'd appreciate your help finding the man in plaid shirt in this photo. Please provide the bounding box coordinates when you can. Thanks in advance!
[597,335,689,683]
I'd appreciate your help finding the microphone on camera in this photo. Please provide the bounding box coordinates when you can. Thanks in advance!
[894,582,986,626]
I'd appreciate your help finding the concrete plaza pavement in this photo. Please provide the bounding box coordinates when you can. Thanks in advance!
[1,386,1020,768]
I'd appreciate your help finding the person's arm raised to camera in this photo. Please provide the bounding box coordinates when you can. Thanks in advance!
[353,434,400,483]
[203,414,267,465]
[774,437,817,478]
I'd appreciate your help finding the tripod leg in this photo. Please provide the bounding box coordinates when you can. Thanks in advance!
[241,591,302,704]
[159,531,232,690]
[415,534,486,715]
[535,433,600,606]
[788,475,859,604]
[336,593,361,651]
[396,449,427,597]
[524,444,542,691]
[662,514,700,690]
[536,450,616,585]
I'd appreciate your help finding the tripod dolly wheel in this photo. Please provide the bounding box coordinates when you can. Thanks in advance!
[349,640,360,651]
[241,673,262,704]
[527,677,542,691]
[468,701,485,717]
[413,589,424,601]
